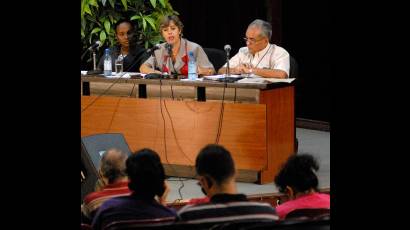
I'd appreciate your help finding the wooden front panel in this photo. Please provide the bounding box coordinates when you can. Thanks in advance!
[259,85,295,183]
[81,96,267,171]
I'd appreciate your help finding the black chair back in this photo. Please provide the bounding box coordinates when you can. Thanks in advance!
[203,48,227,71]
[289,55,298,78]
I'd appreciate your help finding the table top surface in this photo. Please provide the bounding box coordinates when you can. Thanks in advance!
[81,74,295,90]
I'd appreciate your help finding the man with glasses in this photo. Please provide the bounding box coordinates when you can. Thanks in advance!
[218,19,290,78]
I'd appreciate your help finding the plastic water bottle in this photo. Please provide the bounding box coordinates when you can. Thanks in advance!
[104,48,112,76]
[115,54,124,75]
[188,51,198,80]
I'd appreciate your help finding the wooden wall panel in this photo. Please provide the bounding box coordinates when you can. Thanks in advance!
[82,96,267,171]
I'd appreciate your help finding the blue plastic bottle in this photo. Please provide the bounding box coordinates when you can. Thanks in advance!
[103,48,112,76]
[188,51,198,80]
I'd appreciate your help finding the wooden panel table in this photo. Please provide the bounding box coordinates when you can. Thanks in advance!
[81,75,295,184]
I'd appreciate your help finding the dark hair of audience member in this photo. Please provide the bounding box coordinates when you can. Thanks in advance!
[196,144,235,185]
[274,154,319,193]
[126,148,165,199]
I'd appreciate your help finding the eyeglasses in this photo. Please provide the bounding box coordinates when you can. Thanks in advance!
[243,37,264,44]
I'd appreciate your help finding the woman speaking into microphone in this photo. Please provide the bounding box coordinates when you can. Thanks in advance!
[140,15,215,77]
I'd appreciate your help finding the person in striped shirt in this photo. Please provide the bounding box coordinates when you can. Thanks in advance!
[81,148,131,221]
[177,144,279,226]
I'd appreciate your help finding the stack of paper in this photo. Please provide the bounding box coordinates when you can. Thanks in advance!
[203,74,243,81]
[104,72,145,79]
[180,78,203,81]
[237,77,296,84]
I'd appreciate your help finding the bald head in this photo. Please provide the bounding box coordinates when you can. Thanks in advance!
[100,148,128,184]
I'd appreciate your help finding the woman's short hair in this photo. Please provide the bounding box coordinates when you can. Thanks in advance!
[159,15,184,33]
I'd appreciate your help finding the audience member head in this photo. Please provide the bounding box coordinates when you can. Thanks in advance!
[114,19,135,48]
[245,19,271,54]
[274,153,319,199]
[99,148,128,184]
[126,148,166,200]
[159,15,184,45]
[195,144,236,197]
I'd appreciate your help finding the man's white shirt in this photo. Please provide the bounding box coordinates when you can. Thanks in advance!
[223,43,290,77]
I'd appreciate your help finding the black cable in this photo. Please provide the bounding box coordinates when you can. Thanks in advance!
[81,74,125,113]
[167,41,180,80]
[170,57,179,79]
[214,47,230,142]
[129,82,136,97]
[159,79,184,201]
[163,100,194,165]
[215,81,227,144]
[234,88,237,103]
[106,98,121,132]
[177,180,185,202]
[170,85,174,100]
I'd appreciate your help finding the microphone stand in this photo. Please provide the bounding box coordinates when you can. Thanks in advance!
[92,50,97,70]
[225,55,230,77]
[166,45,173,79]
[224,50,230,83]
[81,46,102,75]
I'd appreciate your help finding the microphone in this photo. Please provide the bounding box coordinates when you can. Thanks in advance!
[146,44,161,54]
[88,41,102,51]
[224,44,231,78]
[164,43,174,76]
[81,40,102,66]
[165,43,173,56]
[224,44,231,57]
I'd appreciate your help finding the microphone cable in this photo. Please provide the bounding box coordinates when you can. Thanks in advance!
[128,82,137,97]
[170,85,175,100]
[215,46,231,143]
[169,61,177,100]
[163,100,194,166]
[158,78,185,201]
[215,80,227,144]
[168,53,179,100]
